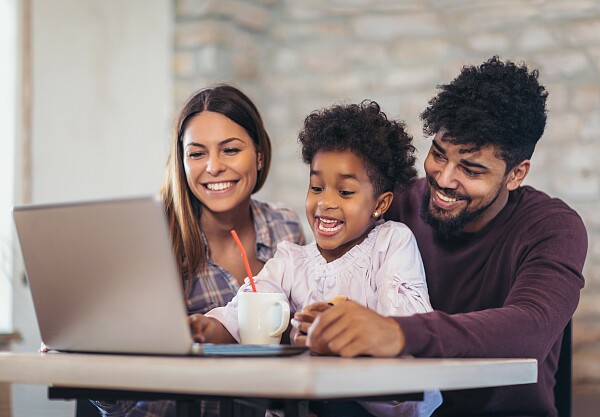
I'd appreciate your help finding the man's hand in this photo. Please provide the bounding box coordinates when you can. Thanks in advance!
[305,300,405,357]
[188,314,235,344]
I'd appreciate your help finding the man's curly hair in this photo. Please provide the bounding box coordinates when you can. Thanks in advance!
[298,100,417,196]
[421,56,548,171]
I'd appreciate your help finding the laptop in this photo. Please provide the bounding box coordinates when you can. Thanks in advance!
[12,196,306,357]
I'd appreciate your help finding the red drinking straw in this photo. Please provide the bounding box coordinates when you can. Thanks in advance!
[230,229,257,292]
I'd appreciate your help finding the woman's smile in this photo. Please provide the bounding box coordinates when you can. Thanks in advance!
[203,180,238,192]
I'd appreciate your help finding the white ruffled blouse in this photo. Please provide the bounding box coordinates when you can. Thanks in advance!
[207,220,433,340]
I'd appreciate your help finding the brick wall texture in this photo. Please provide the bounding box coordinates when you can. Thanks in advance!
[173,0,600,394]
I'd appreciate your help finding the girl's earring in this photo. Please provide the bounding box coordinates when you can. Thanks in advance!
[373,211,379,218]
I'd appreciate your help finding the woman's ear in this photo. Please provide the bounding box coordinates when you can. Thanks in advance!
[506,160,530,191]
[373,191,394,218]
[257,153,264,171]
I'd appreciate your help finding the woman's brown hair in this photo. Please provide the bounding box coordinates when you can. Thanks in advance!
[161,85,272,295]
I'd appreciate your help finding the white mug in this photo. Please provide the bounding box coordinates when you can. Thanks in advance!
[237,292,290,345]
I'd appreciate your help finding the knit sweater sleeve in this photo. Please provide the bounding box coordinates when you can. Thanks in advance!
[396,209,587,361]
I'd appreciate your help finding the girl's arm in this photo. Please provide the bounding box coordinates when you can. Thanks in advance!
[205,241,296,342]
[374,222,432,316]
[188,314,235,343]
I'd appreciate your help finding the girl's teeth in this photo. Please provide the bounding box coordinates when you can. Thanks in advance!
[318,218,343,232]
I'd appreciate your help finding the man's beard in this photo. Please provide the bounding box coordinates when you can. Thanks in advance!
[420,176,503,240]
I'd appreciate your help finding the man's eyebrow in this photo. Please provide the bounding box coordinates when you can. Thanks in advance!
[461,159,488,170]
[432,140,445,154]
[459,146,480,154]
[433,139,488,170]
[457,146,488,170]
[434,139,480,155]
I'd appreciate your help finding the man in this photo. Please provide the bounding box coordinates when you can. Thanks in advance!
[293,56,587,416]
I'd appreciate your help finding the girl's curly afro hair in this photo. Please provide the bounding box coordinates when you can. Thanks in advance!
[298,100,417,196]
[421,56,548,171]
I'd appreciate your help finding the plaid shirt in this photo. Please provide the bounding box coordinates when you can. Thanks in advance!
[93,199,305,417]
[186,199,306,315]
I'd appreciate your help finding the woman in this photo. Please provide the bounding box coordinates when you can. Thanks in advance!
[163,84,305,315]
[93,84,305,417]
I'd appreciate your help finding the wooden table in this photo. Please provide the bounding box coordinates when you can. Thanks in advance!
[0,333,22,417]
[0,352,537,417]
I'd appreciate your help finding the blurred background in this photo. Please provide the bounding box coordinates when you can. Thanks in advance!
[1,0,598,416]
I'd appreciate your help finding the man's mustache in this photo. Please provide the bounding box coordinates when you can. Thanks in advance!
[426,175,471,203]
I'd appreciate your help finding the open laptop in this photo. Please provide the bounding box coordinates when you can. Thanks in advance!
[12,196,306,357]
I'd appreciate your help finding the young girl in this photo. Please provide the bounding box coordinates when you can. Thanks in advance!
[192,100,441,417]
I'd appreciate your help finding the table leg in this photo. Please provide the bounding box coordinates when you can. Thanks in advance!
[0,382,12,417]
[175,400,201,417]
[220,399,233,417]
[282,400,309,417]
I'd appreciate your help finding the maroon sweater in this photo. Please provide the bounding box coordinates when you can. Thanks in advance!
[386,178,587,417]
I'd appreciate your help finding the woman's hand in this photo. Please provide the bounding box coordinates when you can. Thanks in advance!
[188,314,235,344]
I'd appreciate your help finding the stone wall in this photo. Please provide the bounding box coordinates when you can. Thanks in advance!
[173,0,600,394]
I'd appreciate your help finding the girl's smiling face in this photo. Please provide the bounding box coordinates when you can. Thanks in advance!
[306,150,391,263]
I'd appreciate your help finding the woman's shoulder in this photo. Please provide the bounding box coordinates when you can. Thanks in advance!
[251,199,306,245]
[252,199,301,223]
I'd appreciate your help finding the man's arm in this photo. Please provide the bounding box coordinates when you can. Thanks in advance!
[397,212,587,361]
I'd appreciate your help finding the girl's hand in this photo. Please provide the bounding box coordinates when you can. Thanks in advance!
[291,302,332,350]
[188,314,234,344]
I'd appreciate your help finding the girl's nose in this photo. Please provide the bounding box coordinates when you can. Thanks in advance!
[317,191,338,210]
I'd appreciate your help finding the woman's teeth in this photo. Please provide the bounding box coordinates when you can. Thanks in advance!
[206,181,234,191]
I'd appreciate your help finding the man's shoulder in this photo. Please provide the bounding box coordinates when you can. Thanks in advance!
[396,178,428,197]
[513,185,581,217]
[387,178,427,223]
[509,186,586,235]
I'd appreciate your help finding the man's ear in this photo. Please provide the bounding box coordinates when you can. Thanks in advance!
[506,160,530,191]
[374,191,394,217]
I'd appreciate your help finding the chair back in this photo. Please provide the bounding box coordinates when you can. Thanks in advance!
[554,320,572,417]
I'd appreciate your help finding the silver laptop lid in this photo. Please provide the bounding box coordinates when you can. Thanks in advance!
[13,196,195,355]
